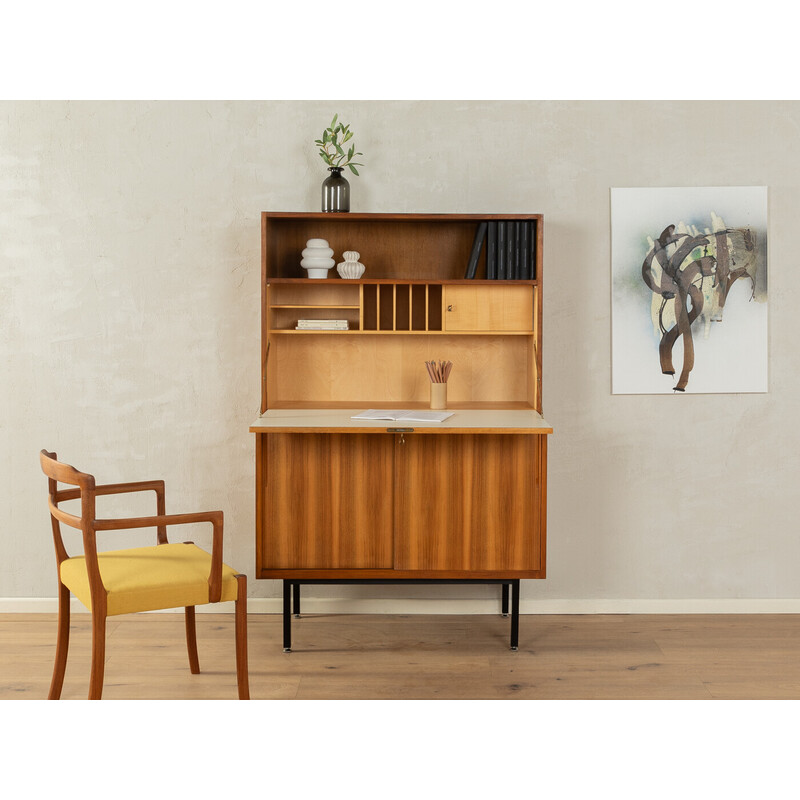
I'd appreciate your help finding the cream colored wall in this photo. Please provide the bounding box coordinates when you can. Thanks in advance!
[3,100,799,611]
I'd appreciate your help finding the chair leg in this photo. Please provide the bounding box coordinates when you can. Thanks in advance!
[234,574,250,700]
[88,610,107,700]
[185,606,200,674]
[48,583,71,700]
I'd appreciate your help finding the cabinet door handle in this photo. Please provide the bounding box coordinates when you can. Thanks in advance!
[447,304,454,311]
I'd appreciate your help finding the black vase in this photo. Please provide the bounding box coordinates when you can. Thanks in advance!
[322,167,350,212]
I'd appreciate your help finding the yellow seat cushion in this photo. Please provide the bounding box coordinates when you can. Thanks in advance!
[59,542,240,616]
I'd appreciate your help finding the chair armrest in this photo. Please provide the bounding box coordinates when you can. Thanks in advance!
[95,480,165,498]
[94,511,224,603]
[58,480,169,544]
[56,480,165,501]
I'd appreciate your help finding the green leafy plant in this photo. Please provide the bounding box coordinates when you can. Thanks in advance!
[315,114,364,176]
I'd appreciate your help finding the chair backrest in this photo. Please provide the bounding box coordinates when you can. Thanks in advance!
[40,450,106,605]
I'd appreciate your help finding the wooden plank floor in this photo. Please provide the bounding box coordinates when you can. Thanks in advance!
[2,612,800,699]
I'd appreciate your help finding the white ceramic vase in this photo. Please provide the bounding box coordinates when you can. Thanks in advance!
[337,250,365,279]
[301,238,335,279]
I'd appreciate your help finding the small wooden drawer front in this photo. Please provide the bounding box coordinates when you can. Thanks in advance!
[443,285,533,332]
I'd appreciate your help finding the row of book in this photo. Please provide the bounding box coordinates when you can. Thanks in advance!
[296,319,350,330]
[464,220,536,280]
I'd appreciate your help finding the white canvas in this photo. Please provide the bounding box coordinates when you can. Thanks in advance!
[611,186,768,394]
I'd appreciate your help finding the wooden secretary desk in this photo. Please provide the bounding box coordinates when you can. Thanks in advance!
[250,212,552,650]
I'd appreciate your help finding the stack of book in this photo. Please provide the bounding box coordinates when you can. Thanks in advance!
[463,220,536,280]
[296,319,350,331]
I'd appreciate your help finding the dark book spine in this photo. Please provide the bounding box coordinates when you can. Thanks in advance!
[464,221,488,279]
[519,220,530,280]
[486,221,497,279]
[508,222,516,279]
[505,220,514,280]
[497,221,507,279]
[513,222,521,279]
[529,220,536,280]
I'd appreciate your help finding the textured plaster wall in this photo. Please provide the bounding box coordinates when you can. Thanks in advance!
[2,100,800,609]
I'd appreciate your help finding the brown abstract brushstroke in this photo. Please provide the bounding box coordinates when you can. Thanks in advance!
[641,224,719,391]
[658,258,713,387]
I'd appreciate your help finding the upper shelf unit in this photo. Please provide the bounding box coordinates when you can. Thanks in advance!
[260,212,545,413]
[261,212,543,282]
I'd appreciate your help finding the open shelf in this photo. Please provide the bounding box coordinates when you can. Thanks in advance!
[262,213,541,281]
[265,332,535,407]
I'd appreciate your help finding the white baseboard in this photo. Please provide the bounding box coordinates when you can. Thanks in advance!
[4,597,800,614]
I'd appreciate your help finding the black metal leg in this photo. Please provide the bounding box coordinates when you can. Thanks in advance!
[510,579,520,650]
[501,583,510,617]
[283,580,292,652]
[293,582,301,618]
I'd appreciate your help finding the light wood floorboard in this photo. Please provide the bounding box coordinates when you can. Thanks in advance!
[2,613,799,700]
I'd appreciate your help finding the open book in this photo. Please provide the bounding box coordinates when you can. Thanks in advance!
[351,409,454,423]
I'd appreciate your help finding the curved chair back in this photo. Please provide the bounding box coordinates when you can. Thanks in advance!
[40,449,104,607]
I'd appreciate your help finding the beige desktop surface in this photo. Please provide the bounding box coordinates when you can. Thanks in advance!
[250,408,553,434]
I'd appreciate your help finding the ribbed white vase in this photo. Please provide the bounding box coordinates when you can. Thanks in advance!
[300,238,335,279]
[337,250,365,279]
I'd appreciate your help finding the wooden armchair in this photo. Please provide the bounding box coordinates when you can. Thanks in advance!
[40,450,249,700]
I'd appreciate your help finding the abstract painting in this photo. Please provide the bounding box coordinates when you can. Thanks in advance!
[611,187,768,394]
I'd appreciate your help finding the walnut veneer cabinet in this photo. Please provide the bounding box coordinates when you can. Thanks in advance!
[250,212,552,650]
